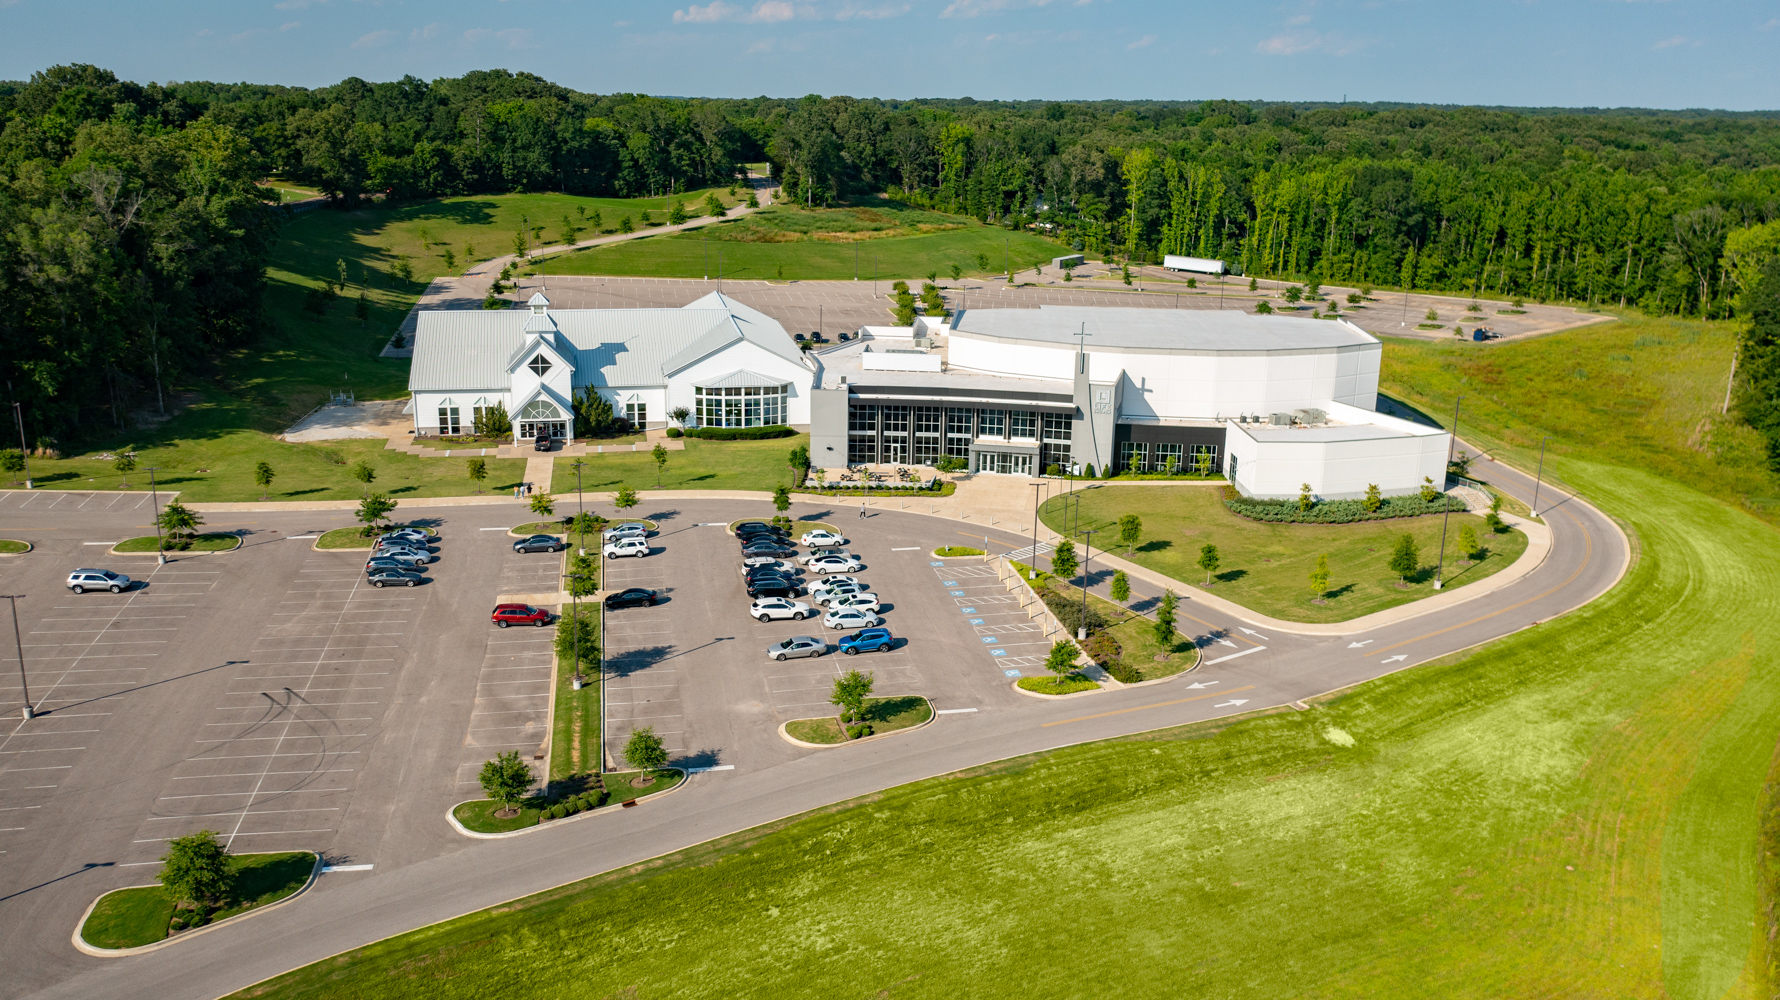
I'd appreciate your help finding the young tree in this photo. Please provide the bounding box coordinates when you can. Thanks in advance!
[0,449,23,485]
[556,603,600,662]
[466,457,487,494]
[1420,476,1440,502]
[625,724,670,772]
[1363,483,1382,513]
[788,443,810,477]
[560,213,578,243]
[618,215,635,234]
[159,829,233,908]
[613,485,640,513]
[564,551,599,599]
[1109,569,1130,603]
[158,501,202,541]
[1248,277,1259,292]
[1163,454,1179,476]
[773,484,792,514]
[588,208,603,230]
[571,510,601,547]
[512,229,529,258]
[356,493,398,536]
[355,291,371,326]
[1117,513,1142,553]
[975,252,990,272]
[529,492,556,519]
[1255,300,1273,315]
[1457,524,1479,561]
[1153,589,1179,646]
[252,461,275,500]
[1424,307,1440,322]
[702,192,725,218]
[671,405,692,429]
[668,201,689,225]
[652,443,669,487]
[1050,537,1078,580]
[350,460,376,495]
[1298,482,1314,512]
[478,750,533,814]
[1194,451,1213,476]
[1197,543,1221,585]
[1284,285,1303,304]
[1388,533,1420,583]
[1309,553,1332,601]
[1044,639,1079,681]
[829,670,875,730]
[949,263,963,281]
[747,190,759,208]
[114,451,137,486]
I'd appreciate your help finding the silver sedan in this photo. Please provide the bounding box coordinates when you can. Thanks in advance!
[767,635,826,661]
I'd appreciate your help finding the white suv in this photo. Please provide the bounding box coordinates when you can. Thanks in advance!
[749,597,813,622]
[602,537,649,560]
[67,568,131,594]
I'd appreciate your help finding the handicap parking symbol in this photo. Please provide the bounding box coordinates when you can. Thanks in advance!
[959,607,977,614]
[929,561,944,566]
[1002,667,1021,676]
[991,649,1008,658]
[949,590,965,596]
[980,636,998,644]
[941,580,958,587]
[968,618,984,625]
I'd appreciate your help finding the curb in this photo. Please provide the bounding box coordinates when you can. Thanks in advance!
[447,768,689,840]
[71,852,322,958]
[0,539,32,556]
[930,549,991,561]
[776,698,936,749]
[107,536,243,558]
[1010,678,1104,700]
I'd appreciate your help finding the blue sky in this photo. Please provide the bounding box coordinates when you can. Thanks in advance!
[2,0,1776,110]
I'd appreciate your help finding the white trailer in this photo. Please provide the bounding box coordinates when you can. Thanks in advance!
[1163,255,1226,275]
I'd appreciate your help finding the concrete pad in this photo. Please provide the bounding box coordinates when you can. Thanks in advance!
[282,400,410,442]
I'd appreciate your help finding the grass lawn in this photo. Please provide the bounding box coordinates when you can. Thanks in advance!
[453,768,683,834]
[784,696,933,744]
[113,534,241,553]
[0,539,30,553]
[550,435,810,496]
[1043,486,1526,624]
[547,218,1060,282]
[315,524,435,550]
[550,605,602,784]
[933,546,984,557]
[1016,674,1099,695]
[81,851,315,949]
[1020,562,1197,682]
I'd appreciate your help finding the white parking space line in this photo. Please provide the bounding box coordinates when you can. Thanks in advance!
[172,769,355,780]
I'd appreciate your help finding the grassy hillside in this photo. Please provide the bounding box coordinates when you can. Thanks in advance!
[230,313,1780,997]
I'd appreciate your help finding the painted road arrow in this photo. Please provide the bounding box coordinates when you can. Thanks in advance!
[1185,680,1221,689]
[1213,699,1250,708]
[1348,640,1374,648]
[1214,638,1237,647]
[1381,654,1408,663]
[1239,627,1272,640]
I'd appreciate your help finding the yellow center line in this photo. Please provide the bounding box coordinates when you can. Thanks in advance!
[1042,685,1257,727]
[1366,504,1592,657]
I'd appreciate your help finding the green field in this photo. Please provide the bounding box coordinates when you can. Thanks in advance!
[550,604,602,783]
[0,539,30,553]
[82,852,315,949]
[1042,486,1526,624]
[550,436,810,497]
[114,534,241,553]
[545,218,1060,282]
[784,696,933,744]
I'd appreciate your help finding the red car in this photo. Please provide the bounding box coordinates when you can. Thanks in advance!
[492,603,552,628]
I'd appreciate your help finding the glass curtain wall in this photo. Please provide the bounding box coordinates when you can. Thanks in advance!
[913,406,942,465]
[881,405,910,464]
[945,409,974,458]
[694,385,789,427]
[1041,413,1073,472]
[848,404,878,463]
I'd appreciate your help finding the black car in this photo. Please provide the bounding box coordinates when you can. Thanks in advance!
[745,565,798,582]
[533,431,551,452]
[512,534,565,553]
[741,540,796,557]
[604,587,659,610]
[733,520,783,535]
[745,572,798,590]
[747,583,799,600]
[367,568,424,588]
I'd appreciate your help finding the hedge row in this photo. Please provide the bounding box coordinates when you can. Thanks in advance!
[541,789,606,821]
[683,426,797,440]
[1223,489,1467,524]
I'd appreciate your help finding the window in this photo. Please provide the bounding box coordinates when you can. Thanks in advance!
[518,400,562,421]
[694,384,789,428]
[976,409,1005,438]
[1008,410,1036,440]
[437,399,460,435]
[848,404,877,433]
[913,406,942,465]
[1152,442,1184,472]
[527,354,552,377]
[945,408,973,458]
[847,404,877,464]
[880,405,910,464]
[1041,413,1073,443]
[1118,441,1147,473]
[625,402,647,427]
[1186,443,1219,474]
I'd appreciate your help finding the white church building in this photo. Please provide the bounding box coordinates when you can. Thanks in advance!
[407,291,817,444]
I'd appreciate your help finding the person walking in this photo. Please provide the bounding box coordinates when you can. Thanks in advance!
[859,500,867,520]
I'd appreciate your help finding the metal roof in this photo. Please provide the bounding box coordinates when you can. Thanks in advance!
[950,305,1379,353]
[409,293,808,392]
[699,369,789,389]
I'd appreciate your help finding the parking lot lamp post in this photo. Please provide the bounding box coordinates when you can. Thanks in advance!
[1433,396,1463,590]
[2,595,29,719]
[11,397,30,489]
[145,467,165,565]
[1077,529,1099,640]
[1030,482,1045,564]
[571,459,587,554]
[1530,436,1550,517]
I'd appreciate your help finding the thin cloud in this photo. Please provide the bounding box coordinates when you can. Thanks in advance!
[1763,18,1780,30]
[272,0,320,8]
[230,27,269,43]
[411,21,443,40]
[674,0,793,22]
[834,1,909,19]
[280,20,301,30]
[1257,30,1365,56]
[1650,34,1689,49]
[941,0,1066,17]
[1285,12,1310,25]
[1127,33,1155,49]
[351,29,397,48]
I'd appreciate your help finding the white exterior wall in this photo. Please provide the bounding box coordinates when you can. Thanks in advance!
[1226,402,1450,500]
[412,389,509,435]
[948,336,1075,381]
[663,340,816,424]
[583,386,669,427]
[509,335,578,428]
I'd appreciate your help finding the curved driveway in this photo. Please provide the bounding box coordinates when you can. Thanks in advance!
[4,455,1624,1000]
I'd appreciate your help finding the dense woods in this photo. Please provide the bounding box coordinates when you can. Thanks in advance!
[4,63,1780,449]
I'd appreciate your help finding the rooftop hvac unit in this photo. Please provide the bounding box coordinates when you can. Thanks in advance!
[1294,408,1328,425]
[1269,413,1293,426]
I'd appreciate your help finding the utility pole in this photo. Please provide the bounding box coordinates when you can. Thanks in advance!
[1530,436,1550,517]
[572,459,587,555]
[2,594,28,719]
[1433,396,1463,590]
[1077,528,1099,640]
[1030,482,1045,561]
[146,467,165,565]
[11,391,30,489]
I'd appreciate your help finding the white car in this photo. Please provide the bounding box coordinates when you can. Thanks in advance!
[800,529,846,548]
[827,593,881,614]
[811,583,869,606]
[806,553,864,574]
[808,574,863,596]
[602,537,649,559]
[66,568,131,594]
[749,597,813,622]
[797,548,855,566]
[602,523,647,542]
[823,607,881,630]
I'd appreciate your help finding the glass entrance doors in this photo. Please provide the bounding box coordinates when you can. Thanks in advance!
[518,419,567,440]
[973,451,1034,475]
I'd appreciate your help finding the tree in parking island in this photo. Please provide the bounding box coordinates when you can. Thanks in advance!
[830,670,876,737]
[159,829,233,908]
[157,501,203,542]
[1044,639,1080,682]
[565,552,598,599]
[624,726,669,775]
[773,484,791,514]
[253,461,275,500]
[529,492,555,519]
[1050,538,1078,581]
[479,751,534,816]
[613,485,640,514]
[356,494,398,536]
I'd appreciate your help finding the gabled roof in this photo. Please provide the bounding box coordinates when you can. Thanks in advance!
[409,293,809,392]
[506,334,574,376]
[527,292,550,306]
[511,380,572,416]
[699,369,789,389]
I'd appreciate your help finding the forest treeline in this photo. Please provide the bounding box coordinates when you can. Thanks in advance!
[5,63,1780,449]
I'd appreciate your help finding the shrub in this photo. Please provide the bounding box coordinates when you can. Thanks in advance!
[1045,463,1062,476]
[1079,630,1122,667]
[1040,589,1107,635]
[686,426,795,440]
[1224,490,1465,524]
[847,723,873,739]
[666,427,683,438]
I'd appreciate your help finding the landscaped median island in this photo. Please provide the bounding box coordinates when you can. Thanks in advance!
[315,523,437,549]
[784,696,933,745]
[932,545,985,558]
[1043,484,1527,624]
[79,834,316,951]
[0,539,31,553]
[113,533,240,553]
[1012,560,1201,685]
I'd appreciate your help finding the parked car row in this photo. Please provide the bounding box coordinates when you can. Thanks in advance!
[734,520,895,660]
[366,527,438,588]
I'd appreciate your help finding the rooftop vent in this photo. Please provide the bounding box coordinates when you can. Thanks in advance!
[1293,408,1328,425]
[1269,413,1293,426]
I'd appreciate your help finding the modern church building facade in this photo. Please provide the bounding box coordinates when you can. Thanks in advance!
[407,293,1448,500]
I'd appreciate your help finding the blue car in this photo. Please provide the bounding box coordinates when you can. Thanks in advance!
[838,627,894,655]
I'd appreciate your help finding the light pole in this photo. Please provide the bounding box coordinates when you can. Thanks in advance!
[1433,396,1463,590]
[572,459,587,555]
[2,594,28,719]
[12,397,30,489]
[1530,436,1550,517]
[1030,481,1045,563]
[1077,528,1100,640]
[145,466,165,565]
